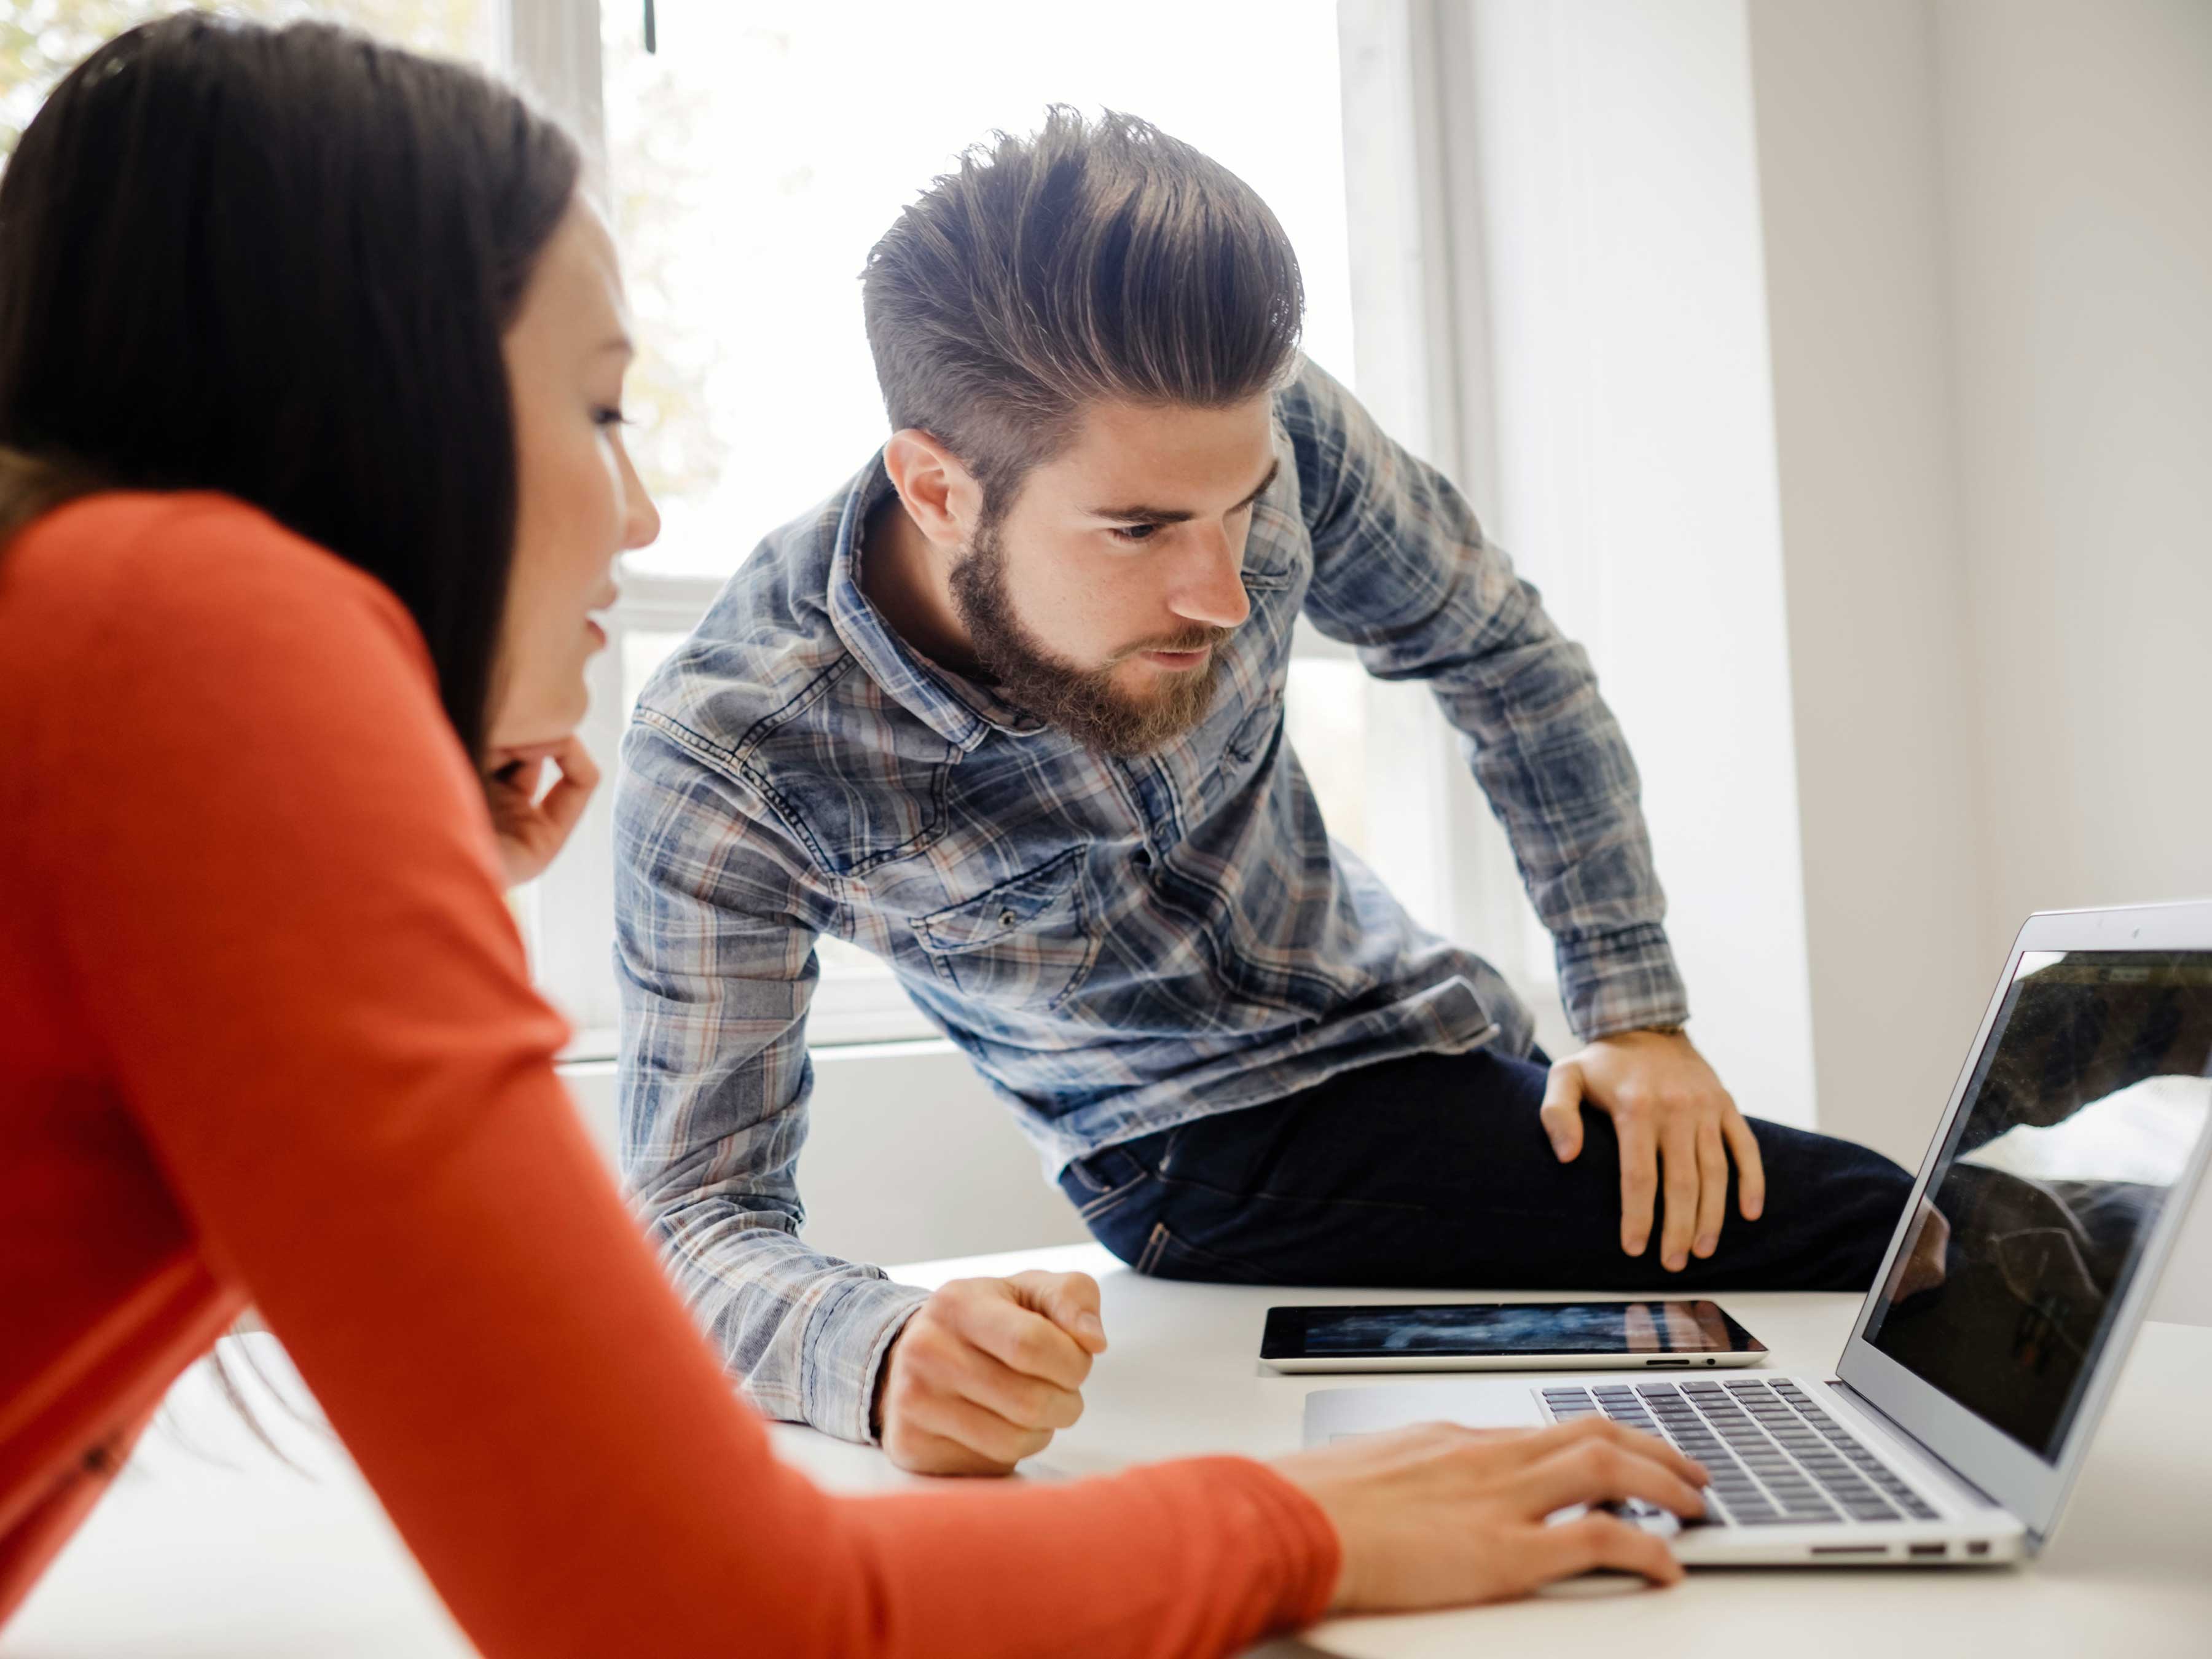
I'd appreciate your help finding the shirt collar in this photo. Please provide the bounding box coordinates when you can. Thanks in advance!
[826,457,1048,752]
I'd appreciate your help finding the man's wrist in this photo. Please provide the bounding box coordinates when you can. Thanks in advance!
[1588,1019,1686,1044]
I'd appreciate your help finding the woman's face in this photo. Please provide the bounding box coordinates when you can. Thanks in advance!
[490,199,660,753]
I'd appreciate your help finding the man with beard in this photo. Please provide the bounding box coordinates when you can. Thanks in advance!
[613,109,1911,1475]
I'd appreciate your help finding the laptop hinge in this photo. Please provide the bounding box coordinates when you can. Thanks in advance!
[1826,1380,2018,1523]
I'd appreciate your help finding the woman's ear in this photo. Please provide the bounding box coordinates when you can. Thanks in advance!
[881,428,982,552]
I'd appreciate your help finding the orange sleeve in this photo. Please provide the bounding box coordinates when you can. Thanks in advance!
[22,496,1337,1658]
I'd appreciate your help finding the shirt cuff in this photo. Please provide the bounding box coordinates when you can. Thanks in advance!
[1555,920,1691,1041]
[800,1272,932,1446]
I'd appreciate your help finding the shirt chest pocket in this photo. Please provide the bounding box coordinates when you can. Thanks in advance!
[910,848,1100,1011]
[1181,693,1285,822]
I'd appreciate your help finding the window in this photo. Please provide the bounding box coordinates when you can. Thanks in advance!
[513,0,1516,1051]
[578,2,1371,1045]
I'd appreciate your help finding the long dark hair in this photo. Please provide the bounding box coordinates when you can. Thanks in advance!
[0,14,580,759]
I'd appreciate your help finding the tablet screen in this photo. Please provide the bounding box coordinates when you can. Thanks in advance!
[1261,1300,1762,1360]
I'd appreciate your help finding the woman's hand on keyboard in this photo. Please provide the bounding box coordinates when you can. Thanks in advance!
[1272,1416,1706,1613]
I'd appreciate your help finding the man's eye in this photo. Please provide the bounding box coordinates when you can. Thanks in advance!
[1108,524,1159,545]
[592,406,632,429]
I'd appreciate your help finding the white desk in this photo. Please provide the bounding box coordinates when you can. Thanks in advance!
[8,1244,2210,1657]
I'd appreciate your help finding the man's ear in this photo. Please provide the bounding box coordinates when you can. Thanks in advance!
[882,428,983,551]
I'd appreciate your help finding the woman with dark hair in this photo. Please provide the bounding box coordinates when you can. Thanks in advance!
[0,17,1706,1655]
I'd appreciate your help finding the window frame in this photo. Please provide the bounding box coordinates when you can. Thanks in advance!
[508,0,1534,1061]
[1333,0,1558,1019]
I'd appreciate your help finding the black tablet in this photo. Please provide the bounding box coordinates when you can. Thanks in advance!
[1260,1299,1767,1373]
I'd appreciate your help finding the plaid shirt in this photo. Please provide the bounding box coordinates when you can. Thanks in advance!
[614,360,1687,1443]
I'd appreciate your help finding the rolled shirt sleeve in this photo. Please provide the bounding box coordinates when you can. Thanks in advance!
[615,710,927,1444]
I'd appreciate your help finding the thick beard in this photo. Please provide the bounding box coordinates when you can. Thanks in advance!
[947,520,1227,757]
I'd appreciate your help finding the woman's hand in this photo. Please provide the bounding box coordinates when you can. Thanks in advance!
[483,735,599,888]
[1271,1416,1706,1613]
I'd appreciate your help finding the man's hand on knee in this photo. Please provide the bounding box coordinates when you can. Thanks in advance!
[872,1271,1108,1475]
[1539,1030,1766,1273]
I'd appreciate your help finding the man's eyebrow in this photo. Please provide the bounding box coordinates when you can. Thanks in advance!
[1088,457,1281,526]
[599,334,635,355]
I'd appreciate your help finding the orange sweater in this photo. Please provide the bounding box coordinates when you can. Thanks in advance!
[0,493,1337,1656]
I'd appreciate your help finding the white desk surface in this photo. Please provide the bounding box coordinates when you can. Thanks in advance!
[7,1242,2208,1658]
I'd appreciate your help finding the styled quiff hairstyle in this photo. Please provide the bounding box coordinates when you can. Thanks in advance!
[861,107,1304,518]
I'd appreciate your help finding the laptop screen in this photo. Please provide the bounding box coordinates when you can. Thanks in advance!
[1861,949,2212,1461]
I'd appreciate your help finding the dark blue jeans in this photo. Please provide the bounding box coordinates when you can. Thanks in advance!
[1057,1047,1913,1291]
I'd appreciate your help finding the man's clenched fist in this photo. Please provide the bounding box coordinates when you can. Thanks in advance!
[873,1270,1108,1475]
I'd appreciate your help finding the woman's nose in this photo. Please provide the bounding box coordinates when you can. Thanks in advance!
[621,449,661,552]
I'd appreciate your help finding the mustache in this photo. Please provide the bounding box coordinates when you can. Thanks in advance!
[1115,624,1236,661]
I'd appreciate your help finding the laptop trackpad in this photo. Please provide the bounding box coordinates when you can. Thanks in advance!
[1302,1378,1548,1448]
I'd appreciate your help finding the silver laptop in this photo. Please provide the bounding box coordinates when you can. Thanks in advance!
[1304,899,2212,1566]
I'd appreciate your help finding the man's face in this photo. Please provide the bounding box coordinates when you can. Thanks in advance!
[949,395,1279,755]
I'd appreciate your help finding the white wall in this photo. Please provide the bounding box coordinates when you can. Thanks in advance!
[1744,0,1997,1170]
[1934,0,2212,940]
[560,1045,1088,1270]
[1929,0,2212,1324]
[1747,0,2212,1324]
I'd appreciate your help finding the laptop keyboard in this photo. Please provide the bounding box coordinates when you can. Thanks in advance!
[1540,1377,1942,1527]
